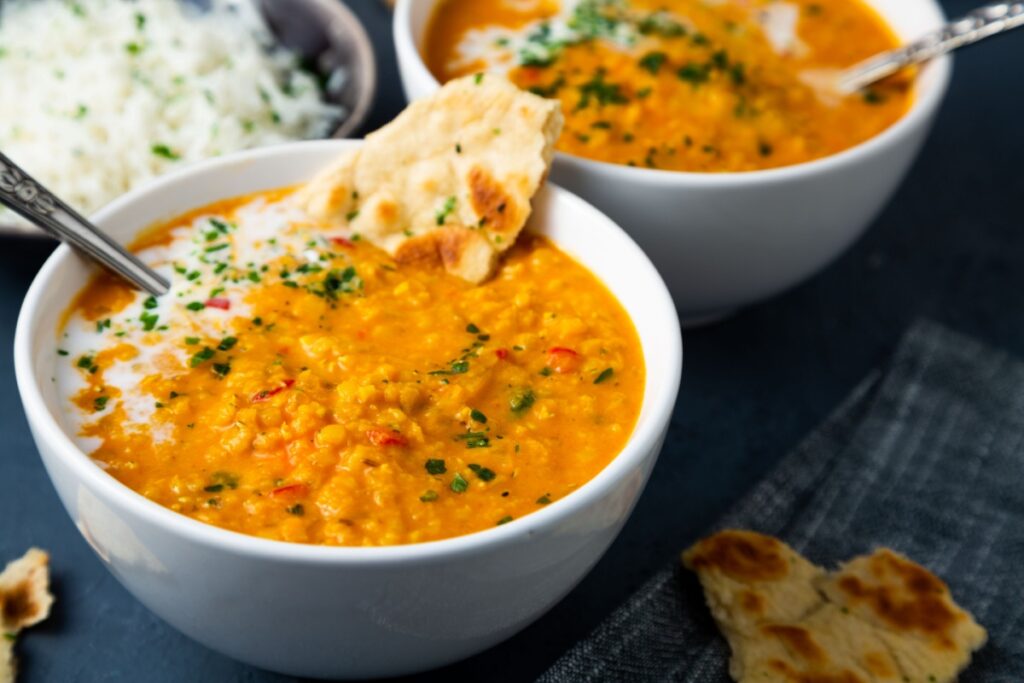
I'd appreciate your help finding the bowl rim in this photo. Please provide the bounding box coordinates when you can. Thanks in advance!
[14,140,683,565]
[317,0,378,139]
[393,0,953,186]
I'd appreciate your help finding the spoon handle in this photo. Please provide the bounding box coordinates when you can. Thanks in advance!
[839,2,1024,93]
[0,151,169,297]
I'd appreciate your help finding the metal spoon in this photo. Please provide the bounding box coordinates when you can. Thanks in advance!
[835,2,1024,94]
[0,151,170,296]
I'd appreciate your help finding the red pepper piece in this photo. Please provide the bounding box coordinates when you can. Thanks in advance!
[366,428,408,447]
[205,297,231,310]
[547,347,581,374]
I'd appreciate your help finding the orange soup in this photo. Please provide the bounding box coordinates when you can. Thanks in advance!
[57,190,644,546]
[425,0,912,172]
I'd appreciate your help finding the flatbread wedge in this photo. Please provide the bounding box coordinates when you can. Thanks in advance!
[297,74,564,283]
[0,549,54,683]
[684,530,986,683]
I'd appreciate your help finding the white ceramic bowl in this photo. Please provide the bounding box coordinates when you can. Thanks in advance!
[394,0,952,324]
[14,141,682,679]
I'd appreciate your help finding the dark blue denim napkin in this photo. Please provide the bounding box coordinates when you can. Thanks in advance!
[538,321,1024,682]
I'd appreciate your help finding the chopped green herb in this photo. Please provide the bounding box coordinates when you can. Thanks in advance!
[435,195,458,226]
[426,459,447,475]
[470,409,487,424]
[594,367,614,384]
[468,463,496,481]
[205,243,229,253]
[537,495,552,505]
[677,62,710,86]
[217,336,238,351]
[96,318,111,333]
[212,362,231,378]
[474,73,485,84]
[190,347,215,367]
[863,89,886,105]
[497,515,514,525]
[93,396,109,411]
[151,143,179,160]
[639,51,667,75]
[140,311,159,331]
[124,41,143,55]
[458,432,491,449]
[420,490,439,502]
[466,323,480,334]
[450,473,469,493]
[186,301,205,312]
[539,366,553,377]
[143,296,158,309]
[287,504,305,516]
[576,70,629,110]
[510,388,536,413]
[57,349,69,356]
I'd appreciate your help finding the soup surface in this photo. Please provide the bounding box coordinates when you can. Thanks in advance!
[57,190,644,546]
[425,0,912,172]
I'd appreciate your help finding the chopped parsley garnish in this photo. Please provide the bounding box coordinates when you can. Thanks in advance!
[287,504,305,516]
[497,515,514,525]
[677,62,710,86]
[186,301,205,311]
[594,368,614,384]
[96,318,111,333]
[426,459,447,475]
[209,217,231,233]
[430,359,470,376]
[420,490,439,502]
[151,143,179,160]
[466,323,480,334]
[93,396,109,411]
[208,471,239,490]
[212,362,231,378]
[450,473,469,493]
[204,243,229,253]
[474,73,485,84]
[217,336,237,351]
[639,51,667,75]
[510,388,535,414]
[318,266,362,299]
[345,210,360,221]
[77,355,98,374]
[57,349,69,356]
[139,311,159,331]
[125,41,143,56]
[537,495,552,505]
[143,296,158,309]
[435,195,457,226]
[468,463,496,481]
[190,347,215,367]
[458,432,491,449]
[470,409,487,424]
[576,70,629,110]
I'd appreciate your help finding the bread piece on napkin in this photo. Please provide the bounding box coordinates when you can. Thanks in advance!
[684,531,986,683]
[0,549,54,683]
[297,73,563,283]
[817,549,988,683]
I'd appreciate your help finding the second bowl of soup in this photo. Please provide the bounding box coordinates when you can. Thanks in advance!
[396,0,951,322]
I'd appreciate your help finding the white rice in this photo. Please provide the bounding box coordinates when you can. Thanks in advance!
[0,0,342,225]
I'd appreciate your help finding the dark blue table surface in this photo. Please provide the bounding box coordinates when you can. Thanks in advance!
[3,1,1023,680]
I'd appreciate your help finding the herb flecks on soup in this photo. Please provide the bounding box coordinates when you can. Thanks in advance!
[425,0,912,172]
[57,191,644,546]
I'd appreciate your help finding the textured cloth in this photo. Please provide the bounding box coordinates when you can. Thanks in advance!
[539,321,1024,682]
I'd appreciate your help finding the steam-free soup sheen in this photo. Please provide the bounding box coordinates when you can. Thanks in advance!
[425,0,912,172]
[57,190,644,546]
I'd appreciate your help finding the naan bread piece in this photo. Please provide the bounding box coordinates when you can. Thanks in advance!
[297,74,563,283]
[0,549,54,683]
[684,532,986,683]
[817,549,987,683]
[0,549,52,633]
[1,635,12,683]
[683,530,825,636]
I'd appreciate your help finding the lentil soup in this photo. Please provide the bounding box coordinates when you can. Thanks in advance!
[57,190,645,546]
[425,0,913,172]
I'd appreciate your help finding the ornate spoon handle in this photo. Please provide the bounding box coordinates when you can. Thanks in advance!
[839,2,1024,93]
[0,151,169,297]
